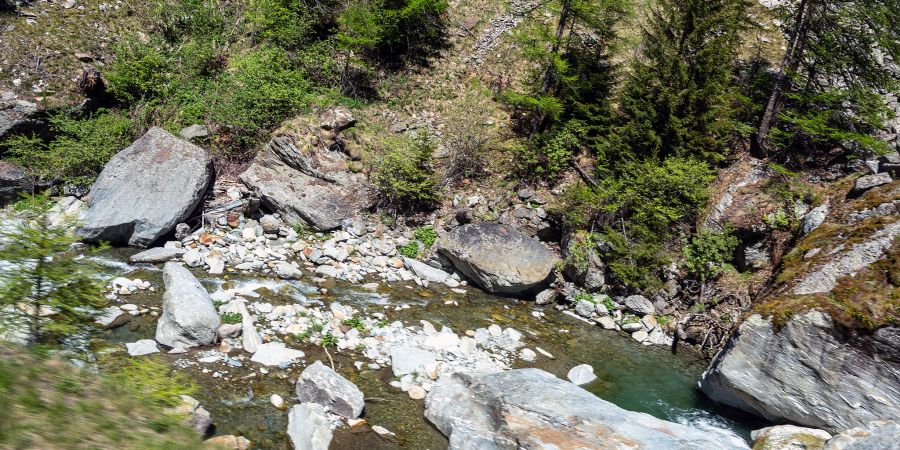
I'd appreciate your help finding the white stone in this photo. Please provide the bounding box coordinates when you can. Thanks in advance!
[567,364,597,385]
[125,339,159,356]
[270,394,285,409]
[250,342,305,366]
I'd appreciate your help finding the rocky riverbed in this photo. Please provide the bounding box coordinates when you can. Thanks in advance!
[86,241,763,449]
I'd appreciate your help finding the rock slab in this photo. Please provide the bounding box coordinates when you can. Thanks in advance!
[438,223,557,295]
[700,311,900,432]
[287,403,333,450]
[155,262,220,348]
[425,369,749,450]
[78,127,212,247]
[295,361,365,419]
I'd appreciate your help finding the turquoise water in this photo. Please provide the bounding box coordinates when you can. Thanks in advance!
[94,250,764,449]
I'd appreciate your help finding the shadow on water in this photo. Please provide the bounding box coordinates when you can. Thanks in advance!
[94,248,766,449]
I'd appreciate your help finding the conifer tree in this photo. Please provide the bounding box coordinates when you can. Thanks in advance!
[0,195,107,344]
[754,0,900,155]
[605,0,751,164]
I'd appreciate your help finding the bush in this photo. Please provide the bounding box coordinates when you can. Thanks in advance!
[106,39,170,103]
[5,109,134,187]
[207,47,314,152]
[414,226,437,248]
[514,121,582,180]
[683,228,739,282]
[372,134,439,212]
[338,0,448,63]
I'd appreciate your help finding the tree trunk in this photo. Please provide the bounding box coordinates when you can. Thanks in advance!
[753,0,813,156]
[540,0,571,96]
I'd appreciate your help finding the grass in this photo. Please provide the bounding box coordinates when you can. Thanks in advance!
[0,345,201,449]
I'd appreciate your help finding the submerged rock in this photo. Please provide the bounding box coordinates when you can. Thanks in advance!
[295,360,365,419]
[129,247,187,263]
[155,262,220,348]
[78,127,212,247]
[287,403,332,450]
[437,223,557,295]
[425,369,749,450]
[700,311,900,432]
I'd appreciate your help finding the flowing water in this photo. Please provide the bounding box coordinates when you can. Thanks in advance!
[93,249,766,449]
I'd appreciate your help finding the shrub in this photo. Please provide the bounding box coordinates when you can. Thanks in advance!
[6,109,133,187]
[397,241,419,258]
[514,121,582,180]
[106,39,170,103]
[414,226,437,248]
[372,134,439,212]
[207,46,313,152]
[683,228,739,282]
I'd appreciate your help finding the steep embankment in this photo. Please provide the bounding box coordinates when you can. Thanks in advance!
[701,173,900,432]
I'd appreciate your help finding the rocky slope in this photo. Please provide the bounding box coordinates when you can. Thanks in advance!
[701,173,900,432]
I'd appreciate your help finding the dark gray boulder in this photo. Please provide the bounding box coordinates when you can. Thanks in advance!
[700,311,900,433]
[295,360,365,419]
[240,133,374,231]
[425,368,749,450]
[155,262,220,348]
[0,161,34,203]
[78,127,212,247]
[437,223,557,295]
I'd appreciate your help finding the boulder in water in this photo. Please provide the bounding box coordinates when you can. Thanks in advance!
[437,223,557,295]
[295,360,365,419]
[155,262,220,348]
[78,127,212,247]
[700,311,900,432]
[425,369,749,450]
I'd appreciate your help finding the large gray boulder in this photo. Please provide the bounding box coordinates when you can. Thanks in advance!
[155,262,220,348]
[78,127,212,247]
[287,403,332,450]
[700,311,900,433]
[240,133,374,231]
[425,368,749,450]
[295,361,365,419]
[437,223,557,295]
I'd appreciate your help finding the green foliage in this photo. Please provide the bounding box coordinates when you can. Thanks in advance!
[0,346,201,449]
[220,312,242,324]
[514,121,582,180]
[320,332,338,347]
[116,358,198,408]
[552,157,714,289]
[337,0,448,60]
[5,109,134,186]
[603,0,750,163]
[207,46,313,151]
[0,194,108,344]
[372,134,439,212]
[574,291,593,303]
[414,226,437,248]
[106,39,170,103]
[245,0,319,48]
[683,228,739,282]
[341,317,365,331]
[772,89,892,155]
[763,208,792,231]
[397,241,420,258]
[760,0,900,155]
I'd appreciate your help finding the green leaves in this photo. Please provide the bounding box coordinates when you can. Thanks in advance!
[0,194,108,344]
[372,134,439,212]
[683,228,739,282]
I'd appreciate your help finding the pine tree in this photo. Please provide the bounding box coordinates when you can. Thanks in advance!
[606,0,751,164]
[754,0,900,155]
[0,195,107,344]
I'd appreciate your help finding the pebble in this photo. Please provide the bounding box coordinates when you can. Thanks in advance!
[270,394,285,409]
